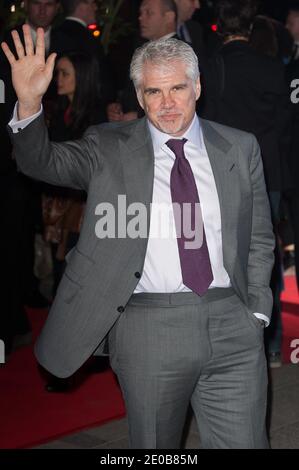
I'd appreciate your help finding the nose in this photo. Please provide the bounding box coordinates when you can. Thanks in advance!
[139,10,145,22]
[161,93,175,108]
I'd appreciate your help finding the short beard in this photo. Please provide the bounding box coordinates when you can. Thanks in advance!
[156,114,186,135]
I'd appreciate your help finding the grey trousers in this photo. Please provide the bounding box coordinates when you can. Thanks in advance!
[108,288,269,449]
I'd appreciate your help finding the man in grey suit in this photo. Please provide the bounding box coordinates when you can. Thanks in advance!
[2,26,274,449]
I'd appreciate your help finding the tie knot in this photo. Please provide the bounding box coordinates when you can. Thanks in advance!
[166,138,187,159]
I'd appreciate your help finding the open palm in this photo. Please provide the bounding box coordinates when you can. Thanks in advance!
[1,24,56,109]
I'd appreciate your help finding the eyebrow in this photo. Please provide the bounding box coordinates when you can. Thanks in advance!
[144,83,188,94]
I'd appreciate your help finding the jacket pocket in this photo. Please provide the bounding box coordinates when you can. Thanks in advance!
[59,272,82,304]
[65,247,95,284]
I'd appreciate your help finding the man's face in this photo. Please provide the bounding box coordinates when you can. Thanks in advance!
[25,0,59,30]
[139,0,170,40]
[175,0,200,23]
[137,60,201,136]
[78,0,98,25]
[286,11,299,42]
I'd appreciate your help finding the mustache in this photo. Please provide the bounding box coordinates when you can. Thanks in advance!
[157,110,183,117]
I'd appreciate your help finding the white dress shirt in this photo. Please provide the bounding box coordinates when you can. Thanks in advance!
[134,115,231,293]
[8,108,269,326]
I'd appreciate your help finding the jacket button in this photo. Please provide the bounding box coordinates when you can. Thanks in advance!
[135,272,141,279]
[117,306,125,313]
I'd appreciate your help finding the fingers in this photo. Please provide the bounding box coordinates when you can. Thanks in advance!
[45,52,57,80]
[22,24,34,56]
[2,25,45,65]
[1,41,16,65]
[36,27,45,60]
[11,29,25,59]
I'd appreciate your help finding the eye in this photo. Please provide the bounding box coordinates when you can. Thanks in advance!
[172,85,185,92]
[146,89,160,96]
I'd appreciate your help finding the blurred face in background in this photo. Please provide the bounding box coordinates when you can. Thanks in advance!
[56,57,76,102]
[139,0,175,40]
[77,0,98,25]
[25,0,60,30]
[175,0,200,23]
[286,11,299,42]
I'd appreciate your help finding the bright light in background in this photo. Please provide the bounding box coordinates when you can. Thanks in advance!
[211,24,218,32]
[88,24,101,37]
[10,4,16,12]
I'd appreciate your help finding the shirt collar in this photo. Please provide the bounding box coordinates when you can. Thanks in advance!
[66,16,87,28]
[147,113,202,155]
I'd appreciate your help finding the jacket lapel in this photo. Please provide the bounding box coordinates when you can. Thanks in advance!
[200,119,240,277]
[118,118,154,257]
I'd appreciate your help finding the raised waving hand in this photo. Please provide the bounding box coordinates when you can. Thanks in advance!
[1,24,56,119]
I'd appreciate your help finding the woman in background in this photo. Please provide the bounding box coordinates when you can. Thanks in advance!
[44,51,106,295]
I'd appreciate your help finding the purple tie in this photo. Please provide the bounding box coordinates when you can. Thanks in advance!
[166,138,214,296]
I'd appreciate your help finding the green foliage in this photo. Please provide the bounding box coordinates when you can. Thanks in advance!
[98,0,134,54]
[1,1,26,32]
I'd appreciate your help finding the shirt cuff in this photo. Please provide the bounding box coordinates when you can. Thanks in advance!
[8,102,43,133]
[253,312,270,327]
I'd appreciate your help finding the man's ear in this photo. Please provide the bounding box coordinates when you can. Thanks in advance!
[165,10,176,28]
[195,77,201,101]
[136,89,145,110]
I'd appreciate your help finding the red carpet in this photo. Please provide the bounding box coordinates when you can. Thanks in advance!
[0,308,126,449]
[0,276,298,449]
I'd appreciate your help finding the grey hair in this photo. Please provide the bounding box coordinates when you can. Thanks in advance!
[130,38,200,90]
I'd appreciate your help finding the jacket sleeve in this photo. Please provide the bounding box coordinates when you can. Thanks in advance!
[247,135,275,320]
[8,112,102,191]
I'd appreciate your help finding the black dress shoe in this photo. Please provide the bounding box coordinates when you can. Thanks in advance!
[45,377,71,393]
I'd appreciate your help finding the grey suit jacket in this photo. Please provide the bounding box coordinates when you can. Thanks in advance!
[9,114,274,377]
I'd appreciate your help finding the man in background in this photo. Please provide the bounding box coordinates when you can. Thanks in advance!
[175,0,204,56]
[54,0,115,104]
[108,0,178,121]
[202,0,291,368]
